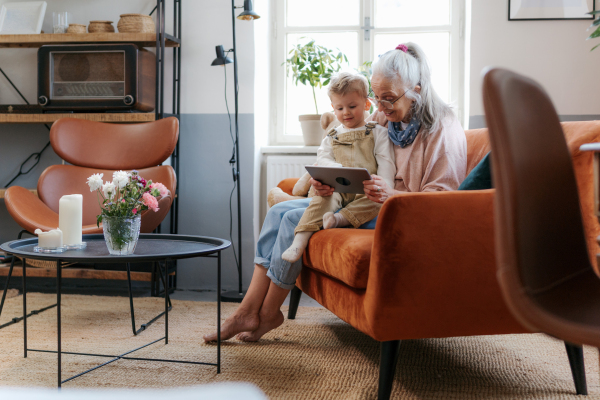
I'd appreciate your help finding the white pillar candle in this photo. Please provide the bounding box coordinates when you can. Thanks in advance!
[59,194,83,246]
[34,228,63,248]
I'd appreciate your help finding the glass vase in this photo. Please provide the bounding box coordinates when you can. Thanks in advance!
[102,215,141,255]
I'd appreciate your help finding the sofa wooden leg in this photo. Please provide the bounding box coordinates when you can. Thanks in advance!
[378,340,401,400]
[565,342,587,395]
[287,286,302,319]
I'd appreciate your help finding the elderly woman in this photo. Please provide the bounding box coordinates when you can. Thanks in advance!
[204,42,467,342]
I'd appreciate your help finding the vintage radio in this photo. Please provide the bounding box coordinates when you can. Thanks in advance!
[37,44,155,111]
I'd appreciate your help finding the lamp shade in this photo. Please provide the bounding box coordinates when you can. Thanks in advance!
[211,45,233,66]
[237,0,260,20]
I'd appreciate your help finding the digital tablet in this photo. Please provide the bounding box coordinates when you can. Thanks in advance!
[305,165,372,194]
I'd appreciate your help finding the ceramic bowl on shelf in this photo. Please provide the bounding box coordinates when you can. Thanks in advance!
[66,23,86,34]
[88,20,114,33]
[117,13,155,33]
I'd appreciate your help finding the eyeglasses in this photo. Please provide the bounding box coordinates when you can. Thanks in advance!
[368,90,408,110]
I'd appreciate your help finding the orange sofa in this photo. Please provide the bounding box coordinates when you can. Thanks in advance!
[276,122,600,399]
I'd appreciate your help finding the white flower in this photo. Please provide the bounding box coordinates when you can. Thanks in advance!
[102,181,116,199]
[112,170,130,189]
[86,173,103,192]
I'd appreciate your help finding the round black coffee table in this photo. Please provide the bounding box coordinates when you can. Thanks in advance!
[0,233,231,387]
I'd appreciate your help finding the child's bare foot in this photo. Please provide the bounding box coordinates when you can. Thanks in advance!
[236,310,285,342]
[323,212,350,229]
[282,231,313,262]
[203,312,260,342]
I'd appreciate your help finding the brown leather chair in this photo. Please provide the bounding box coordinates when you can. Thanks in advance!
[483,68,600,395]
[5,117,178,235]
[0,117,178,333]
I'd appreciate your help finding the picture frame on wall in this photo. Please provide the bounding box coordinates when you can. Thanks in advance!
[509,0,595,21]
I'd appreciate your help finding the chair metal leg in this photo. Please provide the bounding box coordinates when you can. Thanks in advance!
[378,340,401,400]
[565,342,587,395]
[287,286,302,319]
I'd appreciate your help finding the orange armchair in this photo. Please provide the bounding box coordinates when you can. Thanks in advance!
[4,117,178,235]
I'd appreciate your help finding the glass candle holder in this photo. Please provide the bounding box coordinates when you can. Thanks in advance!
[53,12,69,33]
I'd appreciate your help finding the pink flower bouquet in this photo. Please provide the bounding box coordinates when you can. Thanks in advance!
[86,170,167,227]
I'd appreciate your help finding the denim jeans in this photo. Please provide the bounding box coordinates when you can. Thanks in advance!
[254,198,378,290]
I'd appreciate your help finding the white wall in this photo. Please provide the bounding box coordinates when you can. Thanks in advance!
[469,0,600,119]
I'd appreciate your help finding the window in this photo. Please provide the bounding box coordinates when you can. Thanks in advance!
[271,0,466,145]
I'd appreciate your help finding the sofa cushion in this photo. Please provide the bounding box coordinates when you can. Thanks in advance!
[304,228,374,289]
[465,128,491,174]
[458,152,492,190]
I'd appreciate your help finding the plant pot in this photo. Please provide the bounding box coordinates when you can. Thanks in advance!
[299,114,324,146]
[102,215,141,255]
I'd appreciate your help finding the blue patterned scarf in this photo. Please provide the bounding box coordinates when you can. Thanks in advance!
[388,117,421,148]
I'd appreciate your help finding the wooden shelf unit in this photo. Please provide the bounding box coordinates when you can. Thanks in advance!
[0,113,156,124]
[0,32,180,48]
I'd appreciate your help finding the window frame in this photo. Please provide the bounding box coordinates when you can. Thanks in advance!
[270,0,466,146]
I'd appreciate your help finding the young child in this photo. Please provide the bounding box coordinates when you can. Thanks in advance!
[282,71,396,263]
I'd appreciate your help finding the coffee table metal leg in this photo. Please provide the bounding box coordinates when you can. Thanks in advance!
[1,256,16,319]
[126,262,137,335]
[57,260,62,388]
[218,251,221,374]
[126,261,172,336]
[22,258,27,358]
[165,259,169,345]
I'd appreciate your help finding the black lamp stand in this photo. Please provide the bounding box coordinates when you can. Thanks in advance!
[219,0,248,303]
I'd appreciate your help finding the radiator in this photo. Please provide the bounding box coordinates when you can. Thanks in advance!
[265,155,317,193]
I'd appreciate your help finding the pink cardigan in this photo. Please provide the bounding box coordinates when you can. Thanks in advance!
[368,111,467,192]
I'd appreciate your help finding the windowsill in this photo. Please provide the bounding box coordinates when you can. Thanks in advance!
[261,145,319,154]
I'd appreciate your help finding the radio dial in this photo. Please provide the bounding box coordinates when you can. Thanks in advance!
[124,95,135,106]
[38,96,49,106]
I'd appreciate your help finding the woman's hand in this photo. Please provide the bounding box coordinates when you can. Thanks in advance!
[310,178,334,197]
[363,174,393,204]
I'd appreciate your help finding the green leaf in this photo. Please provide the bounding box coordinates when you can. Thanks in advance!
[588,27,600,39]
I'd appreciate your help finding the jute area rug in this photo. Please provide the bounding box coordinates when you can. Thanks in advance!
[1,293,599,399]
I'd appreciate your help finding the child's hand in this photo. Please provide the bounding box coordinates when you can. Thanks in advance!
[363,174,392,203]
[310,178,334,197]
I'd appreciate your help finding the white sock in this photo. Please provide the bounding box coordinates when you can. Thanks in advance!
[323,212,351,229]
[282,231,314,263]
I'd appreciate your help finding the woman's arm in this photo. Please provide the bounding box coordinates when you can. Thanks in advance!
[363,175,399,203]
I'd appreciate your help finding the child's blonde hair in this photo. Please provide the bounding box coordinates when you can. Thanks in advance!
[327,71,369,99]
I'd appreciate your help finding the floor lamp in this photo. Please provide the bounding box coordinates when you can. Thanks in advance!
[211,0,260,302]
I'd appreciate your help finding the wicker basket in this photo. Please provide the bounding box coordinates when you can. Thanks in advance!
[66,24,86,34]
[117,14,155,33]
[88,21,115,33]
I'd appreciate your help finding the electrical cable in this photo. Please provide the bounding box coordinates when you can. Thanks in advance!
[0,66,52,187]
[223,63,240,271]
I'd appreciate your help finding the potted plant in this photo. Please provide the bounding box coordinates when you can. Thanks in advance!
[587,11,600,50]
[285,39,348,145]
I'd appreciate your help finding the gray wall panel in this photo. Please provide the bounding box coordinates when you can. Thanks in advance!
[176,113,255,291]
